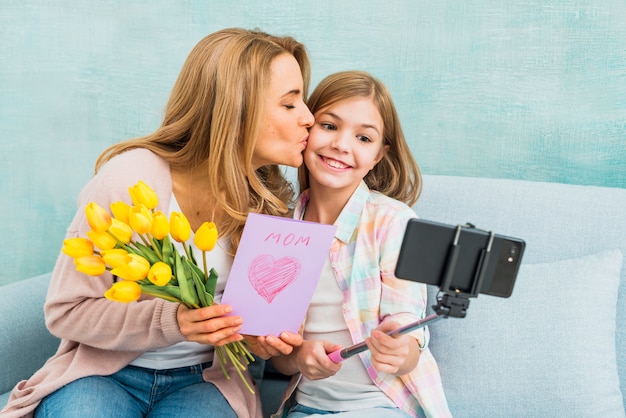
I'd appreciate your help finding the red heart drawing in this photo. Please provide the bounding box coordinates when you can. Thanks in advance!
[248,254,301,303]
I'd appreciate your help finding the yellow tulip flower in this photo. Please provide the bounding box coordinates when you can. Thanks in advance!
[129,205,153,235]
[85,202,112,233]
[151,211,170,240]
[128,181,158,210]
[194,222,218,252]
[100,248,130,269]
[148,262,172,286]
[170,212,191,242]
[74,255,107,276]
[104,280,141,303]
[61,237,94,259]
[108,218,133,244]
[111,253,150,281]
[87,230,117,251]
[110,201,131,224]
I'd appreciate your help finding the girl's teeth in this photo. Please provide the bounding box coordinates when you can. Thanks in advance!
[324,157,347,169]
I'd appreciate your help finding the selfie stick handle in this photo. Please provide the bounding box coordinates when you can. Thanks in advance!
[328,313,443,363]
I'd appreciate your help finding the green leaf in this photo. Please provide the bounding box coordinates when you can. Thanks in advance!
[188,244,198,265]
[189,264,211,307]
[161,235,173,265]
[174,252,199,308]
[134,242,160,264]
[140,283,182,302]
[124,246,143,257]
[187,262,206,283]
[205,267,219,297]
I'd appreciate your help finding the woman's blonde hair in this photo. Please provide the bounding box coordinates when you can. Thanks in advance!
[95,28,310,252]
[300,70,421,206]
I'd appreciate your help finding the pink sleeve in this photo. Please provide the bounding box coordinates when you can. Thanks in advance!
[44,149,183,351]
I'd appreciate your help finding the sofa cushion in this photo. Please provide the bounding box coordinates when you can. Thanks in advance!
[428,249,624,417]
[0,273,59,396]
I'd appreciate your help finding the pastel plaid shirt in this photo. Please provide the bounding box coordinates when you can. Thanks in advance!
[281,181,451,418]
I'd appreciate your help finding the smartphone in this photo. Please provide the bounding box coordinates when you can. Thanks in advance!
[394,219,525,298]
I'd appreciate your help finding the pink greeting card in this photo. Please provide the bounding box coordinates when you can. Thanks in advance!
[221,213,336,336]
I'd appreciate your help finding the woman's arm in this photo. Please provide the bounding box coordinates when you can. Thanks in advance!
[44,150,186,351]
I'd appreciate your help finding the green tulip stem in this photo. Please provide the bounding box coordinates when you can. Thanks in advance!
[240,341,256,363]
[215,347,230,380]
[202,251,208,284]
[182,242,192,261]
[106,231,134,253]
[140,289,182,304]
[146,233,163,261]
[224,345,255,394]
[138,233,151,248]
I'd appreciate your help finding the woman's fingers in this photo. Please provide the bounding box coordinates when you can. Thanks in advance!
[177,304,244,345]
[244,331,304,359]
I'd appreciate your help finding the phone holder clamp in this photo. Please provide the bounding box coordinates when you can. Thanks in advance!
[434,223,494,319]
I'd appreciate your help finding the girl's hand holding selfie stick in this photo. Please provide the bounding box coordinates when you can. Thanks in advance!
[327,313,442,363]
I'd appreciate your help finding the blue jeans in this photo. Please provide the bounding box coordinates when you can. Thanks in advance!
[34,363,236,418]
[286,403,412,417]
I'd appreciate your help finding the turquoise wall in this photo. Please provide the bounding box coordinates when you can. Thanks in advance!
[1,0,625,286]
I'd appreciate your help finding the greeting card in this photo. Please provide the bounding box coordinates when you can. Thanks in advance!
[221,213,336,336]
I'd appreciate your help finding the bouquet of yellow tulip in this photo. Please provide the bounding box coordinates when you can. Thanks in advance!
[62,180,256,393]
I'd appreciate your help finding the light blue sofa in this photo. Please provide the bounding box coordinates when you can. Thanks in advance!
[2,175,625,417]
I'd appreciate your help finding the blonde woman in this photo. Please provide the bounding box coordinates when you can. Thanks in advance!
[1,28,313,418]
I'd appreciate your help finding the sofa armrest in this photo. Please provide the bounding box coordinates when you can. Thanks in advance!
[0,273,60,397]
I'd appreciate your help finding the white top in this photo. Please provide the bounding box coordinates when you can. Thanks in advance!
[129,193,232,369]
[295,258,395,410]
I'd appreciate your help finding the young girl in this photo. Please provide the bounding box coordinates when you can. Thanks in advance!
[271,71,451,417]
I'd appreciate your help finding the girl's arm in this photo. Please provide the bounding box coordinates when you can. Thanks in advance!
[378,207,430,347]
[366,205,428,375]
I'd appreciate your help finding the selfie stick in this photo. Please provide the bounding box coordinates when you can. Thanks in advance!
[328,223,494,363]
[327,312,443,363]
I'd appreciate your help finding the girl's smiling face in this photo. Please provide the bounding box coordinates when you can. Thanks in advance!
[304,96,386,195]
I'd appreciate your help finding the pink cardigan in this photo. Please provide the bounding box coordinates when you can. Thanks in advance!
[0,149,262,418]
